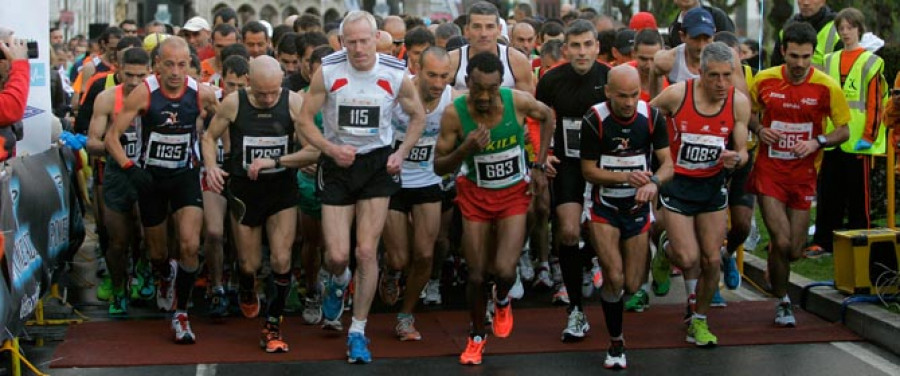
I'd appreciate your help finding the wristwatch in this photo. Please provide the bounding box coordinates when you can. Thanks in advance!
[529,161,546,171]
[816,134,827,147]
[650,175,661,186]
[273,155,282,168]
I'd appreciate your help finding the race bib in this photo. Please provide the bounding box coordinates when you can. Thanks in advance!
[599,154,647,198]
[767,121,813,160]
[474,147,524,189]
[337,96,381,136]
[145,132,190,169]
[395,133,436,170]
[676,133,725,170]
[243,135,289,173]
[562,118,581,158]
[123,131,139,162]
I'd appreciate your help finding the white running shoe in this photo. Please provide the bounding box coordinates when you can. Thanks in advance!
[509,272,525,300]
[552,285,570,306]
[561,307,590,342]
[581,269,595,298]
[422,279,442,305]
[603,342,627,369]
[518,251,535,282]
[157,259,177,312]
[774,302,797,327]
[533,267,554,289]
[172,312,195,344]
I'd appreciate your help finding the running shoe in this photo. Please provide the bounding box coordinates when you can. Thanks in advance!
[108,288,128,317]
[260,317,289,353]
[129,275,142,301]
[561,307,590,342]
[284,280,303,313]
[591,262,604,289]
[239,284,260,319]
[550,258,563,284]
[378,270,401,306]
[552,284,570,306]
[624,289,650,312]
[422,279,442,305]
[492,299,514,338]
[518,250,535,282]
[172,312,196,344]
[581,269,595,298]
[347,332,372,364]
[395,315,422,341]
[533,266,553,289]
[321,275,348,322]
[157,260,177,312]
[803,245,830,259]
[302,294,323,325]
[208,289,229,318]
[774,302,797,327]
[651,233,671,296]
[459,335,486,365]
[711,288,727,308]
[686,317,717,347]
[137,263,156,301]
[603,340,627,370]
[722,251,741,290]
[509,272,525,300]
[96,275,113,301]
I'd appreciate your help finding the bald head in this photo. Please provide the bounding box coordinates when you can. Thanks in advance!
[606,64,641,118]
[376,30,393,54]
[158,36,190,57]
[249,55,284,85]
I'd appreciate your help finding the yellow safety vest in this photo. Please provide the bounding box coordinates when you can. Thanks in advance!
[823,49,888,155]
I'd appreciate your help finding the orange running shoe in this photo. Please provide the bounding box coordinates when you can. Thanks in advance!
[459,335,487,365]
[492,301,513,338]
[260,318,289,353]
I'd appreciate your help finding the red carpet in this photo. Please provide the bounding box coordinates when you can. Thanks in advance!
[51,301,860,368]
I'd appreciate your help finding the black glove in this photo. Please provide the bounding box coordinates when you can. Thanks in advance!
[124,165,154,193]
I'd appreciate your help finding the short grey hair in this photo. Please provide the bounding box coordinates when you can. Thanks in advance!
[700,42,734,71]
[340,10,377,37]
[435,22,461,40]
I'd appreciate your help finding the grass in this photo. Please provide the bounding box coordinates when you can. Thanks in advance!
[747,206,835,282]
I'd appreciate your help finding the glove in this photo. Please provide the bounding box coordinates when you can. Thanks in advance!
[60,131,86,150]
[854,139,873,151]
[123,164,154,193]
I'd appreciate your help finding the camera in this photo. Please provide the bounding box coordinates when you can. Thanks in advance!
[0,40,38,60]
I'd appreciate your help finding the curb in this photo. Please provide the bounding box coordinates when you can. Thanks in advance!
[742,252,900,356]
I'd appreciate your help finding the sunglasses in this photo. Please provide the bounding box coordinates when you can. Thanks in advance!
[392,40,404,46]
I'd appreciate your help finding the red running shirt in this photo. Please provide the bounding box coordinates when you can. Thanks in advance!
[667,79,735,178]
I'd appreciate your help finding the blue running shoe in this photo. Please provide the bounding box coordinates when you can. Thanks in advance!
[347,332,372,364]
[722,254,741,290]
[711,287,727,308]
[321,277,347,322]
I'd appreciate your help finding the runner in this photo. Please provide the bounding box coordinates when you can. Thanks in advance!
[747,22,850,327]
[85,45,151,316]
[650,7,714,98]
[581,64,672,369]
[534,19,610,341]
[294,10,426,364]
[105,36,219,344]
[650,42,750,347]
[381,47,458,341]
[435,52,554,365]
[203,56,302,353]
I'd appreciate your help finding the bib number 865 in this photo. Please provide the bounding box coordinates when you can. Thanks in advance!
[778,133,804,149]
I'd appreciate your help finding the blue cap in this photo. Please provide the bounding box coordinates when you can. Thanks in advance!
[682,8,715,38]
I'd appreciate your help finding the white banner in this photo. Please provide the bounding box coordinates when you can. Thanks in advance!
[0,0,52,156]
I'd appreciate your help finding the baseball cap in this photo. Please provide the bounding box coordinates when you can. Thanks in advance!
[183,16,211,32]
[682,8,715,38]
[614,29,636,54]
[629,12,657,31]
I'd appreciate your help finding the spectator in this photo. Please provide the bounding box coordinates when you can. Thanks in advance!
[770,0,839,69]
[0,32,29,161]
[50,27,64,45]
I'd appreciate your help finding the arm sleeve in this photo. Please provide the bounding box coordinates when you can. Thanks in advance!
[862,68,884,143]
[0,60,30,125]
[651,109,670,149]
[580,108,602,161]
